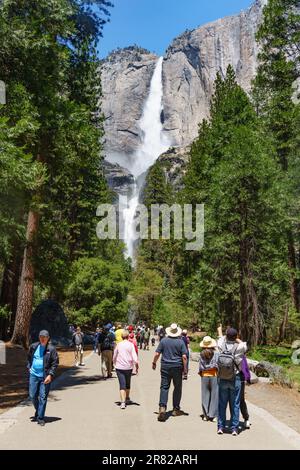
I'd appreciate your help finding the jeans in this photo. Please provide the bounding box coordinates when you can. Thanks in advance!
[218,374,242,431]
[159,365,183,409]
[29,374,51,420]
[229,380,249,421]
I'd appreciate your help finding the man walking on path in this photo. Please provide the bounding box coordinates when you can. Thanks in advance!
[143,327,150,350]
[93,327,101,354]
[217,325,247,436]
[27,330,59,426]
[72,327,85,366]
[152,323,188,422]
[99,326,115,379]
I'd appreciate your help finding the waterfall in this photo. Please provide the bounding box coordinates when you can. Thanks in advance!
[122,57,170,262]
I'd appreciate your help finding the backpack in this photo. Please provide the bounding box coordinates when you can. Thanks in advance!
[217,342,238,380]
[100,332,114,351]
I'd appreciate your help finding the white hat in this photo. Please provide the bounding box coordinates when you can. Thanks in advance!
[166,323,182,338]
[200,336,217,349]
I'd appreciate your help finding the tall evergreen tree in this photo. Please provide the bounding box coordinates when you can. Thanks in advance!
[253,0,300,334]
[0,0,113,346]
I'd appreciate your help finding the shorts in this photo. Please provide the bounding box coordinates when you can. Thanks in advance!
[116,369,133,390]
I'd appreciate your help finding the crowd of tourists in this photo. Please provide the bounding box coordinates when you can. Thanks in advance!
[27,321,251,435]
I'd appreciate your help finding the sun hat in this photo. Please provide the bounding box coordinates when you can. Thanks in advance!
[200,336,217,348]
[166,323,182,338]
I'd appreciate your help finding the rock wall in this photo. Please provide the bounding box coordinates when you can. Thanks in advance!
[101,1,267,158]
[162,0,266,147]
[100,46,158,157]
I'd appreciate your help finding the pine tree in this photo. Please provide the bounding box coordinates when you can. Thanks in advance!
[0,1,113,346]
[253,0,300,333]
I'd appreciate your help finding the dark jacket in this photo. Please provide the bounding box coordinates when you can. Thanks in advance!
[27,342,59,378]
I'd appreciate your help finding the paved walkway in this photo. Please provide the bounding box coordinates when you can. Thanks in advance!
[1,348,300,450]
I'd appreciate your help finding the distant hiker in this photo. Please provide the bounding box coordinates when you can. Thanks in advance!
[139,327,145,349]
[94,327,101,354]
[151,336,156,347]
[72,327,85,366]
[143,327,150,350]
[152,323,188,422]
[113,330,139,410]
[128,332,138,355]
[217,325,247,436]
[199,336,219,422]
[115,324,124,345]
[27,330,59,426]
[158,326,166,342]
[181,330,190,371]
[99,326,115,379]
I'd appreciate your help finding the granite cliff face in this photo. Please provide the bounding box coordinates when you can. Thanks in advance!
[101,0,267,158]
[162,0,267,147]
[101,46,158,158]
[99,0,268,221]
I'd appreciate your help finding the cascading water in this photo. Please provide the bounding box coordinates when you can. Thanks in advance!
[122,57,170,261]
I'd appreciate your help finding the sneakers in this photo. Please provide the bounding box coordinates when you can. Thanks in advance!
[217,428,224,435]
[120,402,126,410]
[37,418,45,427]
[172,408,186,417]
[157,406,167,422]
[244,420,251,429]
[126,398,133,405]
[232,429,238,436]
[210,417,217,423]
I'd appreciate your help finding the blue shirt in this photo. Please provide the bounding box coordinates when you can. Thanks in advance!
[156,337,187,367]
[30,345,45,377]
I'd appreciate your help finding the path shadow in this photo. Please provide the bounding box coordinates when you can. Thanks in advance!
[221,420,247,434]
[44,416,62,424]
[115,401,141,407]
[153,410,189,421]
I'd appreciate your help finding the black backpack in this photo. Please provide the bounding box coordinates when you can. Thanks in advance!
[100,332,114,351]
[217,342,238,380]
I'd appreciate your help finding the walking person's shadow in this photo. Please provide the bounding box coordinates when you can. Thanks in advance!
[115,401,141,406]
[44,416,62,424]
[154,410,189,421]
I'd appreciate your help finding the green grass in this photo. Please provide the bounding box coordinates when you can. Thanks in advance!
[248,345,300,389]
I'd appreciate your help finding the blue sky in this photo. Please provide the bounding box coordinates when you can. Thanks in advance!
[98,0,253,58]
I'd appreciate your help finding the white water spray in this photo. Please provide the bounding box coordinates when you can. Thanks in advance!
[122,57,170,261]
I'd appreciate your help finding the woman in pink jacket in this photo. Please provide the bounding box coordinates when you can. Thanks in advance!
[113,330,139,409]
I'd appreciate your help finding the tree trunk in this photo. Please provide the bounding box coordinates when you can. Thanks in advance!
[239,237,249,341]
[0,254,22,340]
[249,277,261,347]
[288,233,299,312]
[11,209,40,348]
[278,304,289,344]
